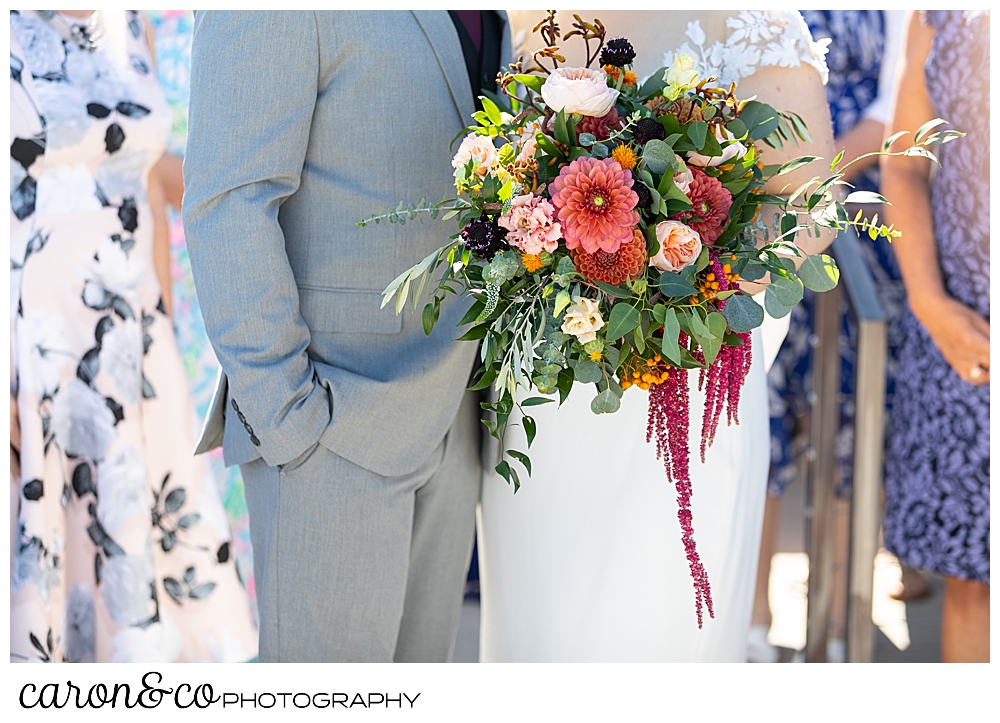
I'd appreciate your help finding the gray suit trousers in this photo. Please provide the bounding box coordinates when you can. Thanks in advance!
[240,391,481,662]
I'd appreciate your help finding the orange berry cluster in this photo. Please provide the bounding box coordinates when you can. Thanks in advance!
[688,254,741,305]
[619,353,671,391]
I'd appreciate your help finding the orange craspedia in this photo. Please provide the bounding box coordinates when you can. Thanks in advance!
[522,253,543,272]
[570,227,647,286]
[610,143,638,171]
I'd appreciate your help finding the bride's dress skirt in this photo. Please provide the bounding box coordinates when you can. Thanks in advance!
[479,328,769,662]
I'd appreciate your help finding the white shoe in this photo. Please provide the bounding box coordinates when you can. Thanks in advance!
[747,624,779,663]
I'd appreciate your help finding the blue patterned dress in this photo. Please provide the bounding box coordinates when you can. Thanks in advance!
[146,11,257,620]
[767,11,908,497]
[882,11,989,583]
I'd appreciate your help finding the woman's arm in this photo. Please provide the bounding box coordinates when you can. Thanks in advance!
[880,12,989,385]
[735,63,838,293]
[148,163,173,317]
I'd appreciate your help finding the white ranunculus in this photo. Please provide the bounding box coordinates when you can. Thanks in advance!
[541,67,620,118]
[96,446,148,535]
[452,133,499,178]
[98,319,143,405]
[561,296,605,345]
[81,236,146,300]
[18,308,73,399]
[51,377,118,461]
[663,52,701,101]
[64,583,97,663]
[101,553,155,626]
[35,164,103,215]
[686,125,748,167]
[111,612,184,663]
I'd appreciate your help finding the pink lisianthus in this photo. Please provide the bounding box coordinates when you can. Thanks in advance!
[549,157,639,255]
[498,194,562,256]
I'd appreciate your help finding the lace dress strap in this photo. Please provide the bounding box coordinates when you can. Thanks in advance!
[673,10,830,87]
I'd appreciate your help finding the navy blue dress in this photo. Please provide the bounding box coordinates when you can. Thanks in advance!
[882,11,989,583]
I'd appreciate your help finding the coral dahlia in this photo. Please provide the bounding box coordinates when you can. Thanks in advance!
[671,168,733,244]
[571,227,646,286]
[550,157,640,255]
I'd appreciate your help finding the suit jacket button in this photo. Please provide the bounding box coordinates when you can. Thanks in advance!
[231,399,240,413]
[249,434,261,447]
[237,411,247,424]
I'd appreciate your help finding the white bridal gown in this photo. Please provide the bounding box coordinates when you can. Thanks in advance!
[478,10,829,662]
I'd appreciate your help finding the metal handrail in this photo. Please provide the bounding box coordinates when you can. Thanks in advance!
[804,226,887,663]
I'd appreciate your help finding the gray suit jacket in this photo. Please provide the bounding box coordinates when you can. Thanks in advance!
[183,11,509,476]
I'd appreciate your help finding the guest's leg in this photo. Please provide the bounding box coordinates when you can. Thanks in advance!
[394,392,481,663]
[941,577,990,662]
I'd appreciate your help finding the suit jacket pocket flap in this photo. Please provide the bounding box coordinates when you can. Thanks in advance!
[298,287,403,335]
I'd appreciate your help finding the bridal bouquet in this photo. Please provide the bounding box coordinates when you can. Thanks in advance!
[359,13,961,626]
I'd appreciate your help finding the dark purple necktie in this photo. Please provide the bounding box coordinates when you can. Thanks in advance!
[454,10,481,53]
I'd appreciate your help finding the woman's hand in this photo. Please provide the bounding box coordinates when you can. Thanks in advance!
[911,294,990,385]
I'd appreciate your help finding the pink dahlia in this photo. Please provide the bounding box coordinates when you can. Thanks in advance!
[671,168,733,245]
[550,157,640,255]
[498,193,562,256]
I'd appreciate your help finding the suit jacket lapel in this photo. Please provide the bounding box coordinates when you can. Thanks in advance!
[411,10,475,126]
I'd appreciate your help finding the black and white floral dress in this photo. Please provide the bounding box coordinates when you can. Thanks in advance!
[10,10,258,662]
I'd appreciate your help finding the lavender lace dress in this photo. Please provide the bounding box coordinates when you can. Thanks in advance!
[882,10,990,584]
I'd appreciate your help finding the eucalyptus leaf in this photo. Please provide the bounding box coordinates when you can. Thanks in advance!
[578,132,597,147]
[721,293,764,333]
[658,272,697,297]
[764,286,794,319]
[573,358,602,384]
[642,139,676,174]
[661,307,681,365]
[591,388,621,414]
[770,273,804,307]
[798,254,840,292]
[606,303,640,341]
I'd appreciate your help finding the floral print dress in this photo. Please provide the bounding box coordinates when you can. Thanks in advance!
[10,10,258,662]
[882,10,990,584]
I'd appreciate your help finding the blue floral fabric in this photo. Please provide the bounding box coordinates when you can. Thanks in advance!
[882,11,989,583]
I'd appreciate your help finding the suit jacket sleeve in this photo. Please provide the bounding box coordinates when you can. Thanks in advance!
[183,10,328,467]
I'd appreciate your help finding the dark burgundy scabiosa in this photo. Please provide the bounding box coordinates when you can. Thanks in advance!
[632,117,666,145]
[646,332,715,629]
[461,214,509,260]
[632,180,652,211]
[671,168,732,244]
[599,37,636,68]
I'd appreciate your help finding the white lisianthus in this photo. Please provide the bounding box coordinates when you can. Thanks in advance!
[541,67,620,118]
[663,53,701,102]
[561,296,605,344]
[452,133,499,178]
[687,125,749,167]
